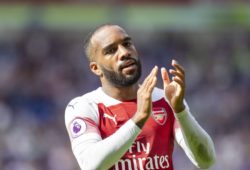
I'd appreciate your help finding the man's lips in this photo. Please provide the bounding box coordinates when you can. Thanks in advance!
[120,60,137,70]
[122,63,136,69]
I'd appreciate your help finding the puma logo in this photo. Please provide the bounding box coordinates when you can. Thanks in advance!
[67,102,78,109]
[103,113,117,125]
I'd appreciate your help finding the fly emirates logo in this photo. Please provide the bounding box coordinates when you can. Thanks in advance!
[114,141,170,170]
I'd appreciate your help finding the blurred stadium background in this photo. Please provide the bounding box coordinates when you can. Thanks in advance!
[0,0,250,170]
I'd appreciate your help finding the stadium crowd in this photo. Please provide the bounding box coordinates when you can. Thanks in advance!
[0,26,249,170]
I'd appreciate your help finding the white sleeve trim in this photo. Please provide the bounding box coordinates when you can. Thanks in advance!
[73,119,141,170]
[174,108,216,169]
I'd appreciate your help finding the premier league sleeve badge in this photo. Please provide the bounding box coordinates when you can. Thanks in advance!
[70,118,87,138]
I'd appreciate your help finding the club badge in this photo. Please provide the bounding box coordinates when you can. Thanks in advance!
[152,107,167,125]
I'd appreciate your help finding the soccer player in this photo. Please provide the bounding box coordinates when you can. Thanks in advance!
[65,24,216,170]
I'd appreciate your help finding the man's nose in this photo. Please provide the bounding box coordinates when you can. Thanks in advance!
[118,45,131,60]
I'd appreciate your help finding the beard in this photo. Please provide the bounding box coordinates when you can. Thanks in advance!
[100,59,142,88]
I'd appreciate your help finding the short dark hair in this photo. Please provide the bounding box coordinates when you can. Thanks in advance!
[84,23,116,62]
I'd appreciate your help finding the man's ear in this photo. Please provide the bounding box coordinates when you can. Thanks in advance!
[89,62,102,76]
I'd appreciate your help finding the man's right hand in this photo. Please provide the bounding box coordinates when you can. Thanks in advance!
[132,66,158,128]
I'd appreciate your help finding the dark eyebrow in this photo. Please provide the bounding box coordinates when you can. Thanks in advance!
[123,36,132,42]
[103,43,116,55]
[102,36,132,53]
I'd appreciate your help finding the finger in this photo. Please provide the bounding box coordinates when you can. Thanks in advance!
[141,66,158,88]
[161,67,170,86]
[148,76,157,94]
[172,60,185,75]
[172,77,185,99]
[145,66,158,91]
[146,66,158,79]
[172,76,185,89]
[169,69,184,81]
[141,67,155,87]
[151,66,158,77]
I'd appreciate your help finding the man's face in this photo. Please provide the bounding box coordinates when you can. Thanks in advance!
[91,25,141,87]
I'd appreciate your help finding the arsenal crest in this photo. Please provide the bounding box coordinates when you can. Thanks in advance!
[152,107,167,125]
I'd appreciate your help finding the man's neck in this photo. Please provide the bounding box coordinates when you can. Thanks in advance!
[101,83,138,101]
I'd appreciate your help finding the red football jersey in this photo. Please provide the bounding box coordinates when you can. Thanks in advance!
[66,87,176,170]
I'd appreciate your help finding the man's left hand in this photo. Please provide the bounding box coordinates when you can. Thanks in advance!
[161,59,186,113]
